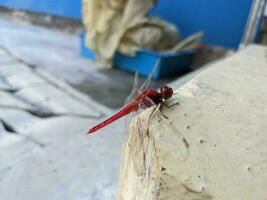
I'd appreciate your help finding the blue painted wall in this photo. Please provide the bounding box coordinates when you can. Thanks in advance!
[0,0,81,19]
[150,0,253,49]
[0,0,256,49]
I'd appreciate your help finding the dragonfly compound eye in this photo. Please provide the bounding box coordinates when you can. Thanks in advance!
[160,86,173,100]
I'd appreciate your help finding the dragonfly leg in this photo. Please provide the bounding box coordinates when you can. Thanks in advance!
[162,101,180,109]
[158,101,179,119]
[146,104,160,136]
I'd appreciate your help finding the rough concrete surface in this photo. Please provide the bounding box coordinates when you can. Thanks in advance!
[118,45,267,200]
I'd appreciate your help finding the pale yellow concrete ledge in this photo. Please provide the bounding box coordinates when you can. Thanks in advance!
[118,45,267,200]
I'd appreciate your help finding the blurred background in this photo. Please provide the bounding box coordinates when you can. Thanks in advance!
[0,0,266,199]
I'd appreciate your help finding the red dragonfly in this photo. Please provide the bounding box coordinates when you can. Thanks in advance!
[87,60,175,135]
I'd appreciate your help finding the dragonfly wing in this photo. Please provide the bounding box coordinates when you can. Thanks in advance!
[127,102,159,176]
[155,112,190,162]
[124,72,139,106]
[124,72,140,132]
[124,109,137,135]
[126,59,160,106]
[140,59,160,91]
[127,106,152,176]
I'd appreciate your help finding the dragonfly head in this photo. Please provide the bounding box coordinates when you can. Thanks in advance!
[160,85,173,100]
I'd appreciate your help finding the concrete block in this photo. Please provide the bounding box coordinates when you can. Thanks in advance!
[0,115,125,200]
[0,78,12,90]
[15,85,102,117]
[5,71,47,89]
[0,108,41,133]
[36,68,111,115]
[118,45,267,200]
[0,63,32,77]
[0,54,19,65]
[0,90,33,110]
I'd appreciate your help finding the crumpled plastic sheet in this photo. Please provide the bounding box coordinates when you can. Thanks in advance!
[83,0,203,68]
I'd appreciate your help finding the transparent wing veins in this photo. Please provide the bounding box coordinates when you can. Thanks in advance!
[140,59,160,91]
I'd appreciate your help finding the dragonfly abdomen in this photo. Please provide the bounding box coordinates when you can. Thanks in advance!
[87,101,138,134]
